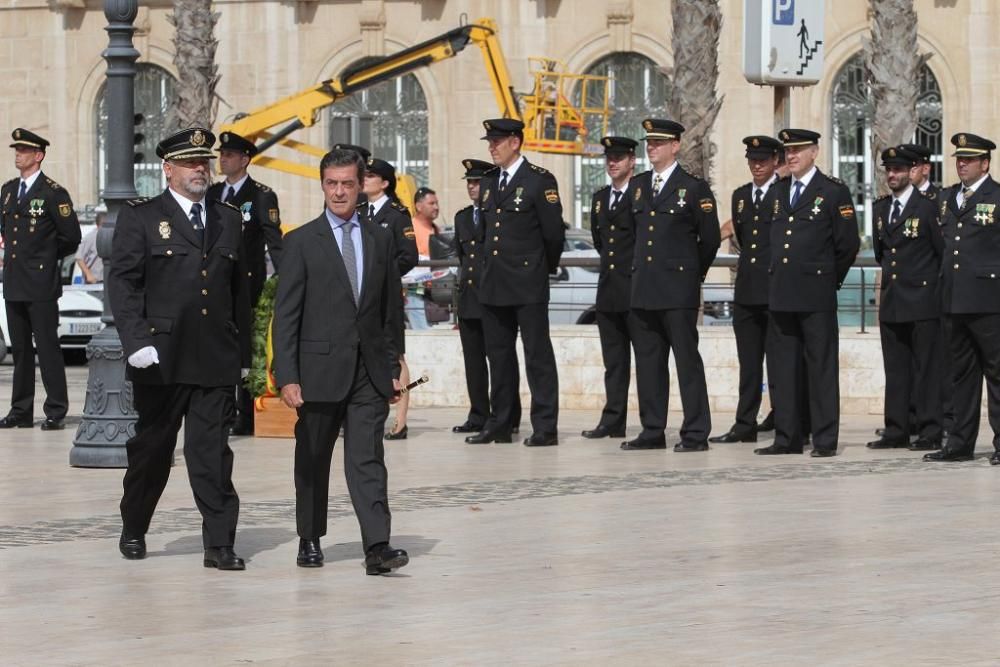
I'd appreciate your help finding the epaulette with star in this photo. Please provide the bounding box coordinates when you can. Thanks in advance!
[593,184,611,196]
[126,197,152,207]
[529,163,549,174]
[390,200,409,213]
[827,174,845,185]
[874,194,891,203]
[256,183,272,193]
[219,200,240,212]
[44,177,63,190]
[918,188,937,201]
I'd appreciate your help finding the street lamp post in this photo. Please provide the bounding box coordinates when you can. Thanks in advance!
[69,0,140,467]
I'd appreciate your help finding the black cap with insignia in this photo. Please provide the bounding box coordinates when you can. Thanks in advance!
[216,131,258,157]
[778,128,821,146]
[600,136,638,156]
[9,128,49,151]
[365,157,397,193]
[880,145,920,167]
[481,118,525,139]
[461,159,494,180]
[899,143,932,164]
[155,127,216,161]
[743,135,783,159]
[950,132,995,157]
[642,118,684,141]
[333,143,372,161]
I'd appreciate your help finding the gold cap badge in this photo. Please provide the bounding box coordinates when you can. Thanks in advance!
[191,129,206,146]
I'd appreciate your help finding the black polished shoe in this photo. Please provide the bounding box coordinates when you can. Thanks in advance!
[296,538,324,567]
[620,435,667,450]
[452,421,483,434]
[757,412,775,432]
[119,531,146,560]
[465,431,512,445]
[754,443,803,455]
[581,424,626,439]
[523,432,558,447]
[908,437,942,451]
[203,546,246,570]
[0,415,32,429]
[923,449,974,462]
[384,424,408,440]
[990,452,1000,466]
[40,417,65,431]
[810,448,838,458]
[365,543,409,575]
[708,429,757,444]
[875,427,886,437]
[866,437,908,449]
[674,441,709,452]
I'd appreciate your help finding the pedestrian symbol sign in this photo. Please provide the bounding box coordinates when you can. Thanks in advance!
[743,0,825,85]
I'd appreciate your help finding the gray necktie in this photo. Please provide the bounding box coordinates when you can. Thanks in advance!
[341,222,359,304]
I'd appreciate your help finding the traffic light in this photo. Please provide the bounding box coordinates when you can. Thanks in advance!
[133,113,145,163]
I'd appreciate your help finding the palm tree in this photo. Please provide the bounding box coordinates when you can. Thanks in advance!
[863,0,930,195]
[666,0,724,185]
[165,0,220,130]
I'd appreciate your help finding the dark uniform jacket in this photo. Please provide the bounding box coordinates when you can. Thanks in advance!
[938,176,1000,314]
[454,204,485,319]
[732,178,782,306]
[272,215,401,403]
[590,185,634,313]
[768,169,860,312]
[360,197,418,276]
[629,165,721,310]
[0,172,81,302]
[872,189,943,322]
[920,182,939,201]
[108,190,252,387]
[206,176,283,306]
[477,159,565,306]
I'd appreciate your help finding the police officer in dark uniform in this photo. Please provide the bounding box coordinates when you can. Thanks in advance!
[207,131,283,436]
[710,135,783,444]
[755,129,860,457]
[867,146,944,451]
[453,158,521,436]
[0,129,81,430]
[925,132,1000,464]
[109,127,252,569]
[623,119,721,452]
[469,118,564,447]
[582,136,638,440]
[901,143,939,199]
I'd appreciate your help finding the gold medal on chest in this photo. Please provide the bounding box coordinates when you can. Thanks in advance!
[159,221,171,239]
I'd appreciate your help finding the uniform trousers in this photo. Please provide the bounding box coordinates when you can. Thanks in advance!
[121,383,239,547]
[732,303,774,435]
[458,315,521,430]
[879,318,943,442]
[945,313,1000,455]
[595,310,634,430]
[5,299,68,420]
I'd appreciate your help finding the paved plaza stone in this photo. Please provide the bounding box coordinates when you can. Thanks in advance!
[1,365,999,665]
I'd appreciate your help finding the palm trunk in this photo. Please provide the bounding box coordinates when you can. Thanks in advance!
[165,0,220,130]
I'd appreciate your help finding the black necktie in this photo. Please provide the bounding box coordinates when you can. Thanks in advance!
[368,204,375,220]
[754,188,763,207]
[190,202,204,246]
[499,171,509,192]
[611,190,622,210]
[17,180,26,203]
[224,186,236,204]
[890,200,901,226]
[791,181,803,207]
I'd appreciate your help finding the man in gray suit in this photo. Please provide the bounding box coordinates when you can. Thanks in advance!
[272,148,408,575]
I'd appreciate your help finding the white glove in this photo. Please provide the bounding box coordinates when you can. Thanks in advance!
[241,368,250,379]
[128,346,160,369]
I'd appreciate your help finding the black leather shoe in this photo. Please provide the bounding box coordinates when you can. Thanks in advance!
[119,531,146,560]
[810,448,838,457]
[40,417,65,431]
[757,412,774,432]
[908,437,942,451]
[465,431,512,444]
[754,444,803,455]
[990,452,1000,466]
[204,546,246,570]
[229,424,253,436]
[365,543,409,575]
[923,449,974,462]
[296,538,324,567]
[452,421,483,434]
[384,424,408,440]
[524,432,558,447]
[874,427,886,437]
[866,437,908,449]
[620,435,667,450]
[581,424,625,439]
[0,415,32,429]
[708,429,757,444]
[674,441,709,452]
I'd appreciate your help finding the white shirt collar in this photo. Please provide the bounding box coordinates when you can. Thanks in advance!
[792,166,817,190]
[20,169,42,194]
[369,193,389,215]
[223,173,249,198]
[892,184,914,212]
[918,180,931,192]
[500,155,525,180]
[652,161,679,187]
[168,187,208,220]
[752,174,778,198]
[964,173,989,194]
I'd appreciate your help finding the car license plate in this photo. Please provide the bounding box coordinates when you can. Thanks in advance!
[69,323,102,335]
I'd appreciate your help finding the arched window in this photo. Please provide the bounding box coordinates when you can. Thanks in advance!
[574,53,671,227]
[830,53,943,238]
[95,64,178,198]
[328,64,429,186]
